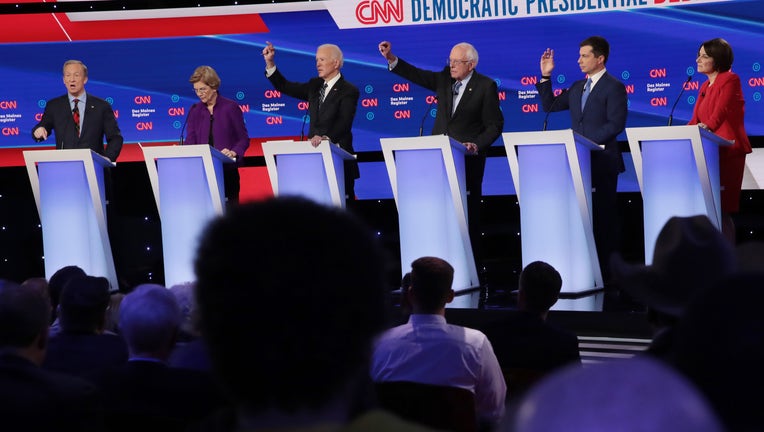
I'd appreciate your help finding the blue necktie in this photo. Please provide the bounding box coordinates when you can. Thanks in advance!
[452,81,462,113]
[581,78,592,109]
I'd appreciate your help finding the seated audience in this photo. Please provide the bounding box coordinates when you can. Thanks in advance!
[194,197,433,431]
[482,261,580,402]
[168,281,212,372]
[92,283,228,432]
[508,356,723,431]
[43,275,128,377]
[370,256,506,425]
[611,215,736,359]
[0,279,101,431]
[670,272,764,431]
[46,265,87,333]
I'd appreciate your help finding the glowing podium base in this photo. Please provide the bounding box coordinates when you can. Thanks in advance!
[381,135,479,309]
[626,125,731,264]
[503,130,603,311]
[262,139,355,208]
[142,144,232,288]
[24,149,118,289]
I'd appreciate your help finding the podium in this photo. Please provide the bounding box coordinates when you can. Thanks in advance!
[262,139,355,208]
[625,125,732,264]
[381,135,479,308]
[23,149,118,289]
[141,144,233,287]
[503,130,603,303]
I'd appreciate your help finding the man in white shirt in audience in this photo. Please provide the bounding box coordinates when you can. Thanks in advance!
[370,256,506,424]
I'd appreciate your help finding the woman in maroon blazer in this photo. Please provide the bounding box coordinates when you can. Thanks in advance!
[186,65,250,205]
[689,38,751,243]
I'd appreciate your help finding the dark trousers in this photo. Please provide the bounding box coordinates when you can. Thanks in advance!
[466,154,487,280]
[591,152,621,283]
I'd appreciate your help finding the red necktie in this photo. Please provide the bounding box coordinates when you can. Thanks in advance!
[72,99,80,136]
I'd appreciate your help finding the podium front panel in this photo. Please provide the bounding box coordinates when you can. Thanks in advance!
[156,156,220,287]
[276,153,340,206]
[396,149,469,285]
[518,143,596,295]
[642,139,706,262]
[38,161,108,281]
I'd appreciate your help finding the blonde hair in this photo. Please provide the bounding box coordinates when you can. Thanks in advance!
[189,65,221,90]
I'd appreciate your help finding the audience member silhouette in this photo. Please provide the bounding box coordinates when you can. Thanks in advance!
[670,272,764,431]
[194,197,433,431]
[611,215,736,359]
[482,261,580,402]
[0,279,102,431]
[43,275,128,377]
[370,256,506,425]
[47,265,87,332]
[92,283,228,432]
[168,281,212,372]
[508,356,723,432]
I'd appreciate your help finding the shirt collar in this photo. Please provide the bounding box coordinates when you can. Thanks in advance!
[587,68,607,87]
[323,73,342,93]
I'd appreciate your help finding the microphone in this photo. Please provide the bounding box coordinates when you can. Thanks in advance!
[542,88,568,131]
[419,96,438,137]
[179,103,196,145]
[668,75,692,126]
[299,114,308,141]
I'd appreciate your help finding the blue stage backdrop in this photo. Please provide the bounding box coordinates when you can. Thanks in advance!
[0,0,761,199]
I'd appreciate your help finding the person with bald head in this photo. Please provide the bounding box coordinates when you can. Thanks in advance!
[262,42,360,204]
[378,41,504,283]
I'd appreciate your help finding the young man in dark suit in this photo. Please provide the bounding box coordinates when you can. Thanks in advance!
[32,59,123,162]
[377,40,504,283]
[535,36,628,283]
[262,42,360,203]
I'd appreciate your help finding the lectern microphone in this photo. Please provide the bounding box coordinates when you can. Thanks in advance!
[179,104,196,145]
[668,75,693,126]
[419,96,438,137]
[542,89,567,131]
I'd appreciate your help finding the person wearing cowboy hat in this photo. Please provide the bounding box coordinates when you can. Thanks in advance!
[610,214,737,359]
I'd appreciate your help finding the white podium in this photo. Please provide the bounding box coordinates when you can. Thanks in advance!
[626,125,732,263]
[23,149,118,289]
[262,139,355,208]
[381,135,479,308]
[141,144,233,287]
[503,130,603,306]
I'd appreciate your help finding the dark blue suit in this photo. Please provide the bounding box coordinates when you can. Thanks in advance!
[32,93,123,162]
[536,72,627,280]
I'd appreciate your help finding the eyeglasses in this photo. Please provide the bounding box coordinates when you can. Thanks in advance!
[194,86,211,95]
[447,59,471,66]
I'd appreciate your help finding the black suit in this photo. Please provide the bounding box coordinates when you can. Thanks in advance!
[32,93,123,162]
[0,353,102,431]
[267,69,360,199]
[391,58,504,274]
[482,311,580,402]
[536,72,627,280]
[90,360,229,432]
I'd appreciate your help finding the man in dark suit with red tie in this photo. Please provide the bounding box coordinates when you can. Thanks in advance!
[535,36,628,283]
[262,42,360,203]
[377,40,504,287]
[32,60,123,162]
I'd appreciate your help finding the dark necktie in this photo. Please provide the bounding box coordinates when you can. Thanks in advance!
[208,114,214,147]
[581,78,592,109]
[72,98,80,136]
[318,83,327,109]
[452,81,462,113]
